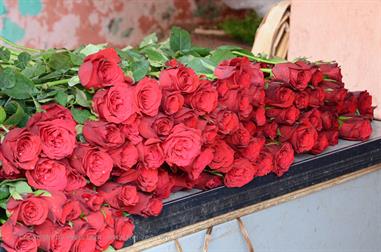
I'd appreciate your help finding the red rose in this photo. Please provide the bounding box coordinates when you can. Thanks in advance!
[113,217,134,249]
[121,115,143,144]
[124,194,163,217]
[240,137,266,162]
[174,108,200,129]
[294,91,309,109]
[320,110,339,130]
[79,48,124,89]
[60,200,81,224]
[202,124,218,144]
[321,130,339,146]
[214,57,264,89]
[159,66,200,93]
[1,222,40,252]
[137,139,164,169]
[9,196,49,226]
[265,82,295,108]
[152,115,174,137]
[306,87,325,108]
[71,226,97,252]
[194,173,223,190]
[181,147,214,180]
[137,167,159,192]
[75,189,104,212]
[354,91,373,118]
[337,93,357,115]
[92,84,137,123]
[267,143,294,176]
[224,158,257,188]
[280,122,318,153]
[26,158,67,191]
[238,92,254,120]
[161,90,184,115]
[119,185,139,207]
[266,106,300,125]
[109,143,139,170]
[134,77,162,116]
[83,120,125,149]
[1,128,41,170]
[272,61,313,90]
[209,139,235,173]
[189,80,218,114]
[252,106,266,126]
[27,103,76,130]
[310,67,323,86]
[318,62,342,82]
[226,124,251,147]
[255,149,274,176]
[216,110,239,134]
[261,121,278,140]
[300,108,322,131]
[162,124,202,167]
[320,81,347,103]
[0,150,19,178]
[97,226,115,251]
[310,132,330,154]
[154,169,175,199]
[339,117,372,141]
[35,220,75,252]
[65,164,87,191]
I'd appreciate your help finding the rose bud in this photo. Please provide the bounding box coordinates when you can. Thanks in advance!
[265,81,295,108]
[78,47,125,89]
[214,57,264,89]
[306,87,325,107]
[35,220,75,252]
[154,169,175,199]
[209,139,235,173]
[113,217,134,249]
[321,130,339,146]
[226,124,251,147]
[353,91,374,118]
[8,195,49,226]
[1,222,40,252]
[181,147,214,180]
[339,116,372,141]
[267,142,295,176]
[320,110,339,130]
[272,61,313,90]
[109,143,139,170]
[137,138,165,169]
[161,90,184,115]
[137,167,159,192]
[162,124,202,167]
[159,66,200,93]
[266,106,300,125]
[255,149,274,176]
[26,158,67,191]
[300,108,323,131]
[337,92,357,115]
[1,128,41,170]
[83,120,125,149]
[294,91,309,109]
[189,80,218,114]
[224,158,258,188]
[318,62,342,82]
[134,77,162,117]
[194,173,223,190]
[71,226,97,252]
[239,137,266,162]
[92,84,137,123]
[60,200,82,224]
[310,132,330,154]
[217,110,240,134]
[320,81,348,103]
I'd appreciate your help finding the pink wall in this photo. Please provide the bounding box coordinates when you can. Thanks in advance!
[289,0,381,119]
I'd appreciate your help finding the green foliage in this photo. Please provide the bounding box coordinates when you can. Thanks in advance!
[170,26,192,52]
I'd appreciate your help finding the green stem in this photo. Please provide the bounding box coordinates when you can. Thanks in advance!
[260,68,273,77]
[36,78,71,89]
[0,124,9,133]
[0,36,42,53]
[232,50,286,64]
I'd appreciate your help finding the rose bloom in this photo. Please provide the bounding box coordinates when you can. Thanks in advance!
[27,103,76,130]
[181,147,214,180]
[310,132,330,154]
[161,90,184,115]
[294,91,309,109]
[113,217,135,249]
[159,66,200,93]
[135,77,162,116]
[78,47,125,89]
[194,173,223,190]
[8,196,49,226]
[137,167,159,192]
[119,185,139,207]
[265,81,295,108]
[92,83,137,123]
[288,122,318,153]
[84,148,113,186]
[252,106,266,126]
[320,81,348,104]
[26,158,68,191]
[339,117,372,141]
[318,62,342,82]
[83,120,125,149]
[1,222,40,252]
[240,137,266,162]
[354,91,373,118]
[154,169,175,199]
[224,158,258,188]
[272,61,313,90]
[109,143,139,170]
[153,115,174,137]
[267,143,295,177]
[189,80,218,114]
[305,87,325,108]
[1,128,41,170]
[137,139,165,169]
[71,226,98,252]
[209,138,235,173]
[266,106,300,125]
[255,149,274,176]
[162,124,202,167]
[35,220,75,252]
[214,57,264,89]
[226,124,251,147]
[217,110,240,134]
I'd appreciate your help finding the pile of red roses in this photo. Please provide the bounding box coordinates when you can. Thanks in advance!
[0,48,373,252]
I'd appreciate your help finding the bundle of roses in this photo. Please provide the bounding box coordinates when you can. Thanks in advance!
[0,46,374,252]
